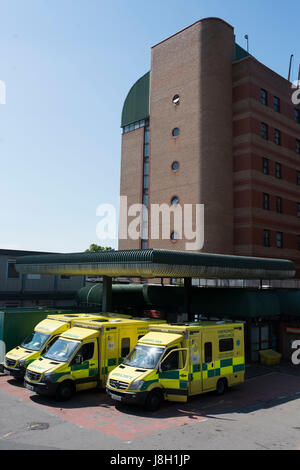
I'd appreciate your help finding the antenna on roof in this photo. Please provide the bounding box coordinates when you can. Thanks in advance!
[244,34,249,52]
[288,54,294,82]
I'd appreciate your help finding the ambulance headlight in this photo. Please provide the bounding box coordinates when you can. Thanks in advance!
[43,372,56,383]
[128,380,144,391]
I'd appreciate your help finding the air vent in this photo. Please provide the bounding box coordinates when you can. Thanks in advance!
[50,362,59,365]
[119,365,125,369]
[135,369,147,372]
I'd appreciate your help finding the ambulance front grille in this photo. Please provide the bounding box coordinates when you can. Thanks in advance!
[109,379,129,390]
[26,371,41,382]
[5,358,17,368]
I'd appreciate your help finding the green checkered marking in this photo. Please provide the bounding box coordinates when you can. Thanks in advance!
[141,379,159,391]
[180,381,188,389]
[52,372,70,383]
[159,370,180,379]
[89,368,98,377]
[193,364,201,373]
[71,361,89,371]
[202,363,207,371]
[233,364,245,372]
[220,358,233,368]
[108,358,117,366]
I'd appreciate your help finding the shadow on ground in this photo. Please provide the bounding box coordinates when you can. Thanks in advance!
[11,363,298,422]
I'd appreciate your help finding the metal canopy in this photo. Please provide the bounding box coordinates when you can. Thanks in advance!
[16,249,295,280]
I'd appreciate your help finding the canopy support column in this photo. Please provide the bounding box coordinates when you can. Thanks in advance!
[184,277,192,322]
[102,276,112,313]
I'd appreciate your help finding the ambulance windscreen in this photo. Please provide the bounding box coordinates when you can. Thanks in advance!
[123,345,164,370]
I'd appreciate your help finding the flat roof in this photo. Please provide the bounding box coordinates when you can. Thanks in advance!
[16,249,295,280]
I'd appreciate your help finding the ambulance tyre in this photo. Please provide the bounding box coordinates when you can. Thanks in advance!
[216,378,228,396]
[144,389,163,412]
[55,381,75,401]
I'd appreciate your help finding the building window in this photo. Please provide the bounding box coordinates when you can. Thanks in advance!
[276,197,282,213]
[171,196,179,205]
[143,193,148,207]
[122,118,148,134]
[276,232,283,248]
[170,231,179,241]
[144,143,149,157]
[172,128,180,137]
[295,109,300,124]
[296,139,300,155]
[171,161,179,171]
[261,123,268,140]
[61,275,71,280]
[7,260,20,279]
[172,94,180,105]
[273,96,280,112]
[261,89,268,105]
[262,157,269,175]
[264,230,270,247]
[144,160,149,176]
[141,239,148,249]
[143,175,149,190]
[274,129,281,145]
[263,193,270,210]
[275,162,282,179]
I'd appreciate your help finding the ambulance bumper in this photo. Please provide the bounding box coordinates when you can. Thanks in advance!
[106,386,147,405]
[24,379,58,396]
[4,366,25,379]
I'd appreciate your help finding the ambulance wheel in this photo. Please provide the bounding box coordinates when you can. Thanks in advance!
[144,389,163,412]
[216,378,227,396]
[55,381,74,401]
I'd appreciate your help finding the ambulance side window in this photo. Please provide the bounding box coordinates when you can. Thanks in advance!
[79,342,94,361]
[204,342,212,363]
[161,350,179,371]
[219,338,233,352]
[121,338,130,357]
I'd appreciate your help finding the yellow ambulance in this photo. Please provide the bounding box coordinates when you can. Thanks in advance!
[106,321,245,411]
[24,317,165,400]
[4,312,131,380]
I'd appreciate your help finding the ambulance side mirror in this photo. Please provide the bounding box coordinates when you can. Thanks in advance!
[75,354,83,365]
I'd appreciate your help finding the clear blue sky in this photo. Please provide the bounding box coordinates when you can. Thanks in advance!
[0,0,299,253]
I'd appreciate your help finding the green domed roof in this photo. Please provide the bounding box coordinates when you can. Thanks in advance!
[121,72,150,127]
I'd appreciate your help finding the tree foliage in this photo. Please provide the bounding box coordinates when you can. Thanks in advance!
[85,244,113,253]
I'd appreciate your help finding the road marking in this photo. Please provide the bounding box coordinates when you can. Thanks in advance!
[0,432,14,439]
